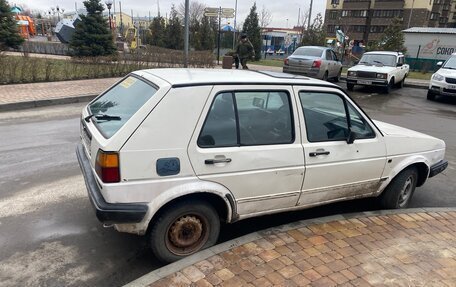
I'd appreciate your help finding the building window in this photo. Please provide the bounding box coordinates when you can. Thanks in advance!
[329,11,339,19]
[342,10,368,17]
[372,10,403,18]
[327,25,336,33]
[351,25,366,32]
[439,17,447,23]
[331,0,340,5]
[370,26,386,33]
[430,12,440,20]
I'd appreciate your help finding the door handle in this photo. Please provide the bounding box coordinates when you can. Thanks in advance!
[205,158,232,164]
[309,151,330,157]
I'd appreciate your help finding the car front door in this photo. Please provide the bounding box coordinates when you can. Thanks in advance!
[294,86,387,206]
[188,86,305,217]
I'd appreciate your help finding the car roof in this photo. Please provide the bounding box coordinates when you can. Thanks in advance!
[364,51,401,56]
[136,68,337,88]
[296,46,328,50]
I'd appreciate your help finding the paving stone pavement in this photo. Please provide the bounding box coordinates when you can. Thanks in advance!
[138,210,456,287]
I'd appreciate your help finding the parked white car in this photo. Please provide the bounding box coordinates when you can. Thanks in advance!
[346,51,409,93]
[428,53,456,100]
[77,69,447,263]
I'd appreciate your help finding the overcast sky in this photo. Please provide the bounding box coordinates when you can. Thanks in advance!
[23,0,325,28]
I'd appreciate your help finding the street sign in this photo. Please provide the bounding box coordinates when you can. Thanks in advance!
[204,12,218,17]
[204,7,219,13]
[222,8,234,14]
[221,12,234,18]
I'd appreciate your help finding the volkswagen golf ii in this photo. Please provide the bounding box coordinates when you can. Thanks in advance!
[76,69,447,263]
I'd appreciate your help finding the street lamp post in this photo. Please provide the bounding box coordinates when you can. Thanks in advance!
[105,0,113,30]
[49,6,65,24]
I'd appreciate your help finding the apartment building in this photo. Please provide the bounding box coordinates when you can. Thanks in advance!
[325,0,456,45]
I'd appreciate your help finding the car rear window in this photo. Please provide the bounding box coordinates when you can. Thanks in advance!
[88,75,157,138]
[293,48,323,57]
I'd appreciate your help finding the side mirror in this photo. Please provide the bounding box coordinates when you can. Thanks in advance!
[347,131,356,144]
[397,62,403,67]
[437,61,443,68]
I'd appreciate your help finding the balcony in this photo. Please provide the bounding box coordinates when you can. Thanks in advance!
[373,0,405,9]
[342,0,371,10]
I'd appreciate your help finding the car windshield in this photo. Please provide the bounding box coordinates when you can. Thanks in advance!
[443,57,456,69]
[88,76,157,138]
[359,54,397,67]
[293,47,323,57]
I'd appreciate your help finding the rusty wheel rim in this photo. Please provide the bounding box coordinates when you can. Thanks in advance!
[165,214,209,256]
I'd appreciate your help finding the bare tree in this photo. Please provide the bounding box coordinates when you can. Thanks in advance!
[177,0,206,22]
[259,5,272,28]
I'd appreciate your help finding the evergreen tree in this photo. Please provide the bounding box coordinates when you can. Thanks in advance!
[301,13,326,46]
[0,0,24,51]
[200,16,214,51]
[190,17,202,50]
[373,17,407,53]
[149,16,166,47]
[242,3,261,61]
[164,5,183,50]
[69,0,116,57]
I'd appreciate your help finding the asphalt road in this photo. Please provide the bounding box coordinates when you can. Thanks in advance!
[0,85,455,286]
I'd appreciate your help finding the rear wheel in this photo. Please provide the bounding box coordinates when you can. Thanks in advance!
[334,69,342,82]
[347,83,354,91]
[322,71,328,81]
[148,199,220,263]
[427,91,436,100]
[379,167,418,209]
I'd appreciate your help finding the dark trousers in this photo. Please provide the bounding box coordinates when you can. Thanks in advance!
[240,58,249,69]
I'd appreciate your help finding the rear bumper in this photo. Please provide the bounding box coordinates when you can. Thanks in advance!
[283,66,320,78]
[429,160,448,178]
[76,142,148,224]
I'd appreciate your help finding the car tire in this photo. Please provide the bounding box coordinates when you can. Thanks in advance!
[347,83,354,91]
[148,199,220,263]
[427,91,436,101]
[397,78,404,89]
[322,71,328,81]
[334,69,342,82]
[379,167,418,209]
[383,79,394,94]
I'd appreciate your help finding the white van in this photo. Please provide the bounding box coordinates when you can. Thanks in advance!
[76,69,447,263]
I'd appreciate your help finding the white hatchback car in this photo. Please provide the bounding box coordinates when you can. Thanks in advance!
[428,54,456,100]
[77,69,447,263]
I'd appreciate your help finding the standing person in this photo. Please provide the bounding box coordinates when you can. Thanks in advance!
[235,33,255,69]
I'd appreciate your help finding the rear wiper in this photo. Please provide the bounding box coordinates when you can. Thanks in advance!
[85,113,121,122]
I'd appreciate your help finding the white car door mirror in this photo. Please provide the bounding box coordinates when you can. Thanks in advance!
[436,61,443,68]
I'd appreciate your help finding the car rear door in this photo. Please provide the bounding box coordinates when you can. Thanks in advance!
[187,85,305,216]
[294,86,387,206]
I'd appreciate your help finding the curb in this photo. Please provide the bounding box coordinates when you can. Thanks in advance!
[340,76,428,90]
[0,94,97,112]
[124,207,456,287]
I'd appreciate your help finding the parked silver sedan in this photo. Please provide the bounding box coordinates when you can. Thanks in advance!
[283,46,343,81]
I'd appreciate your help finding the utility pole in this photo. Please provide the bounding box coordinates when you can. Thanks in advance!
[232,0,238,49]
[307,0,313,29]
[119,1,123,35]
[217,7,221,65]
[184,0,189,67]
[407,0,415,28]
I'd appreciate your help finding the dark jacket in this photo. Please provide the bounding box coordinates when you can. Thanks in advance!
[236,40,255,59]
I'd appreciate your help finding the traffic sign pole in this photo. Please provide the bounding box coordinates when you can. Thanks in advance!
[217,7,221,65]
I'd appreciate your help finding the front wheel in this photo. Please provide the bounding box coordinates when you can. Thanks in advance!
[334,69,342,82]
[383,79,394,94]
[379,167,418,209]
[427,91,436,100]
[148,200,220,263]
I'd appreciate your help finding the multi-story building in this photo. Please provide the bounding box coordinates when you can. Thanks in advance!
[325,0,456,45]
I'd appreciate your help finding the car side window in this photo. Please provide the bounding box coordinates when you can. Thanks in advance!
[198,93,237,148]
[299,92,349,142]
[325,50,333,61]
[198,91,294,147]
[235,91,293,145]
[331,51,339,62]
[347,103,376,139]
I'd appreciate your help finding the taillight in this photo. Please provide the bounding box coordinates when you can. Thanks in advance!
[284,58,289,65]
[312,59,322,68]
[95,150,120,183]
